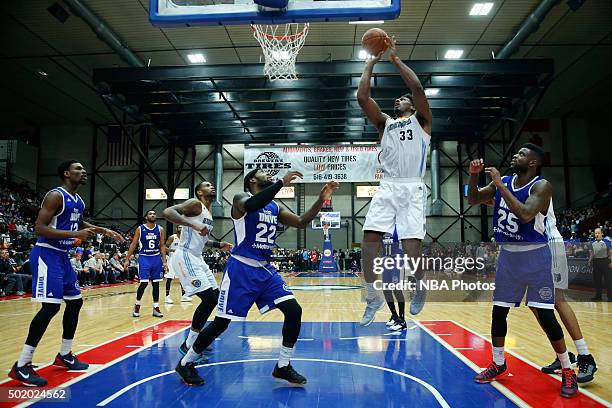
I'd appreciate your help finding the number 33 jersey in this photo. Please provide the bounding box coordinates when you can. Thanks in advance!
[232,198,280,261]
[493,175,548,243]
[379,114,430,179]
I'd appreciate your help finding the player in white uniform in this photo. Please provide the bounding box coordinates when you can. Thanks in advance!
[162,181,232,361]
[357,37,432,326]
[532,199,597,381]
[164,226,192,304]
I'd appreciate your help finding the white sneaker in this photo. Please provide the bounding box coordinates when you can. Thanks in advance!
[389,319,407,331]
[165,296,174,304]
[181,294,193,302]
[386,317,396,327]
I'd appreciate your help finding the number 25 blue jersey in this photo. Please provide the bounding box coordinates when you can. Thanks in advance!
[37,187,85,251]
[232,200,280,261]
[493,175,548,243]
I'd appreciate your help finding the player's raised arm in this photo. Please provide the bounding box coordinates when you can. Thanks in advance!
[35,191,95,242]
[387,38,432,134]
[278,181,340,229]
[357,52,390,137]
[467,159,497,205]
[485,167,553,224]
[232,171,303,219]
[162,199,208,236]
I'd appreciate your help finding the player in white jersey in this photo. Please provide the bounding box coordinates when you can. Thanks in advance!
[162,181,232,362]
[357,37,433,326]
[532,199,598,381]
[164,226,192,304]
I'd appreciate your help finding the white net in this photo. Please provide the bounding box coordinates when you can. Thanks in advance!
[251,23,309,81]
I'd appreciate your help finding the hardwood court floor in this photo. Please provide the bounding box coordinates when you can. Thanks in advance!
[0,276,610,402]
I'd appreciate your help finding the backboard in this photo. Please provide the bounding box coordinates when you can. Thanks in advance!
[149,0,400,26]
[312,211,341,229]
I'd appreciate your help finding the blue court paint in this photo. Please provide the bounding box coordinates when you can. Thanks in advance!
[32,322,516,408]
[295,272,358,278]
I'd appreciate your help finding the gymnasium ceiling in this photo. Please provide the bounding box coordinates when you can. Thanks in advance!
[1,0,612,137]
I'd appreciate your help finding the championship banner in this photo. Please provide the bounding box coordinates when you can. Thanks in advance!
[244,145,383,183]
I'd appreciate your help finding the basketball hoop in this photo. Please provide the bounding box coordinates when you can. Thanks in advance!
[251,23,309,81]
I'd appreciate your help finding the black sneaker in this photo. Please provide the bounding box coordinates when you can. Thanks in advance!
[389,318,407,331]
[577,354,597,383]
[560,368,579,398]
[53,352,89,370]
[541,352,576,374]
[474,362,508,383]
[272,363,307,385]
[8,362,48,387]
[175,361,204,386]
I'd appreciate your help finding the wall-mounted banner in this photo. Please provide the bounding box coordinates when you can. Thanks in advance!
[244,145,383,183]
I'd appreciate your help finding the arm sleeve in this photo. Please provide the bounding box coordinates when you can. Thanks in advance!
[243,180,284,213]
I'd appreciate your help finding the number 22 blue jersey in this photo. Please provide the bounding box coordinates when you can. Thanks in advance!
[36,187,85,251]
[493,175,548,243]
[232,199,280,261]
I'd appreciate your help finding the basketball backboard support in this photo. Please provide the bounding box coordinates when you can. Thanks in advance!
[312,212,341,229]
[149,0,400,26]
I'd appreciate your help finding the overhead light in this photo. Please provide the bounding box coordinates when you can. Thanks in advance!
[187,53,206,64]
[37,70,48,77]
[425,88,440,96]
[444,49,464,59]
[349,20,385,25]
[47,2,70,23]
[358,49,371,60]
[469,2,494,16]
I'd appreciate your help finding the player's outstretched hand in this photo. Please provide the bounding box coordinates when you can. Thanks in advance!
[485,167,502,186]
[320,181,340,201]
[282,171,303,186]
[386,35,399,63]
[75,228,96,241]
[469,159,485,174]
[106,229,125,243]
[219,241,233,252]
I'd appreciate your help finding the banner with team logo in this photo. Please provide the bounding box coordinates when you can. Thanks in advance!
[244,145,383,183]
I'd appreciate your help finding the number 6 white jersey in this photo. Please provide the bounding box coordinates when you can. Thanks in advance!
[379,114,431,179]
[177,202,214,256]
[232,197,279,262]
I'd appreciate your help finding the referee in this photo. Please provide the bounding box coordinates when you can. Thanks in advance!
[588,228,611,301]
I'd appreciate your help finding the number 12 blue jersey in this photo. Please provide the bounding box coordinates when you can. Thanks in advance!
[36,187,85,251]
[232,199,280,261]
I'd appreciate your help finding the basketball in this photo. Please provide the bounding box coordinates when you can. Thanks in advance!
[361,28,390,56]
[73,238,82,247]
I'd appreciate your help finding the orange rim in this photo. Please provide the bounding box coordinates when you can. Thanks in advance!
[251,23,309,40]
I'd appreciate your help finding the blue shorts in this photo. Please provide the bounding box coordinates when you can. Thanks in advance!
[493,245,554,309]
[31,245,81,304]
[217,256,295,321]
[138,255,163,282]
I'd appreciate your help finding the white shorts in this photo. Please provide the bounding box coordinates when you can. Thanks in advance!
[169,249,218,295]
[550,240,569,290]
[363,178,427,240]
[164,255,177,279]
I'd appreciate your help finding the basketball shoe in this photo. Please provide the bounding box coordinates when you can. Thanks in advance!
[541,351,576,374]
[175,361,204,386]
[360,297,385,326]
[560,368,579,398]
[53,352,89,370]
[272,364,307,385]
[9,362,47,387]
[132,304,140,317]
[577,354,597,383]
[474,362,508,383]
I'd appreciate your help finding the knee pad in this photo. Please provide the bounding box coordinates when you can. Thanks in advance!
[535,308,563,342]
[212,316,231,335]
[491,305,509,338]
[278,298,302,320]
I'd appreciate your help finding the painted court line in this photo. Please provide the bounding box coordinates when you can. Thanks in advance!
[424,320,609,408]
[0,320,191,408]
[96,358,451,407]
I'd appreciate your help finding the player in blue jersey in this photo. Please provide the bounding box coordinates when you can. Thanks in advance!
[8,160,124,387]
[468,144,578,398]
[125,210,167,318]
[175,169,339,386]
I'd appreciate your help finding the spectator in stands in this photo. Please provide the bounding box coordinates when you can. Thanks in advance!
[310,248,319,271]
[589,228,611,301]
[0,249,29,295]
[0,272,16,297]
[109,252,126,282]
[71,252,91,287]
[302,249,310,271]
